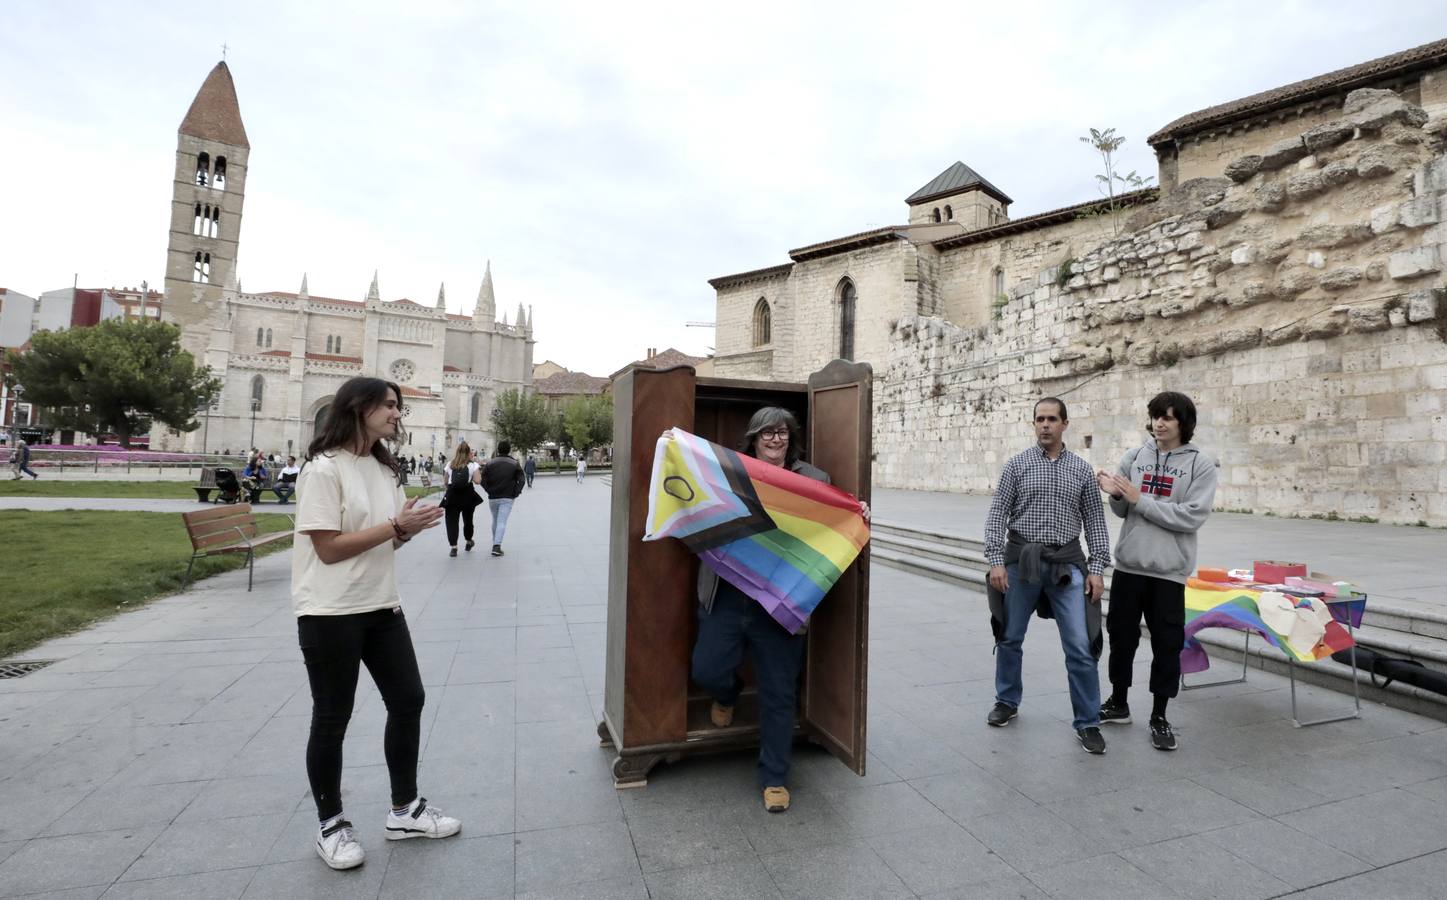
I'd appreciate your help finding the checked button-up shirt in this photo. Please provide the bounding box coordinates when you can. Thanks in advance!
[984,444,1111,575]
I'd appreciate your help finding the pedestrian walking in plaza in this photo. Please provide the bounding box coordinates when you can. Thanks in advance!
[481,441,524,556]
[11,439,39,480]
[983,397,1112,754]
[576,456,586,483]
[291,376,457,871]
[441,441,482,557]
[274,455,301,503]
[689,407,869,813]
[523,453,537,488]
[1097,391,1217,752]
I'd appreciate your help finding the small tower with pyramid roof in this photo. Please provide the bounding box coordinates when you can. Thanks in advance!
[905,161,1012,230]
[162,61,250,353]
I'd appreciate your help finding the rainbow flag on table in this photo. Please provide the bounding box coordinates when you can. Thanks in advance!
[643,428,870,634]
[1182,578,1355,674]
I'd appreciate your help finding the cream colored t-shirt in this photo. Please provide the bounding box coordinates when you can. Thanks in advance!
[291,449,406,616]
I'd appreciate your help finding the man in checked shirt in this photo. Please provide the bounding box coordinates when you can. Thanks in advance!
[983,397,1112,754]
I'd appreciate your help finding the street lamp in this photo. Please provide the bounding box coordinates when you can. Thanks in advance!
[9,384,24,446]
[249,397,260,449]
[198,400,217,455]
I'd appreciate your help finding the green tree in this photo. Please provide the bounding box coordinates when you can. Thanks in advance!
[563,394,613,452]
[1079,127,1155,234]
[5,319,220,447]
[489,388,550,451]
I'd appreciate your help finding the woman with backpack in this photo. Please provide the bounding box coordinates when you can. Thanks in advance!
[441,441,482,557]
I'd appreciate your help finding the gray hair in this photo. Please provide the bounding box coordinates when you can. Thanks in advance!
[741,406,802,467]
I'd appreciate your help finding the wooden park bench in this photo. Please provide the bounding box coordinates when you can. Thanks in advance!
[182,503,294,591]
[193,466,222,502]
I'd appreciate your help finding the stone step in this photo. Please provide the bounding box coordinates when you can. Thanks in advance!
[868,520,1447,721]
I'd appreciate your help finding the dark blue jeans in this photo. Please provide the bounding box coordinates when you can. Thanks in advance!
[691,582,805,788]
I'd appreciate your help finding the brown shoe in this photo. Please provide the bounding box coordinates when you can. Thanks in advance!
[763,786,790,813]
[710,702,734,728]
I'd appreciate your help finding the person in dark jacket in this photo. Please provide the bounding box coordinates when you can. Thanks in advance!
[523,454,537,488]
[12,439,39,480]
[441,442,482,557]
[480,441,525,556]
[690,406,869,814]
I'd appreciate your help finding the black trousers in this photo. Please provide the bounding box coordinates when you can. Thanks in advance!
[444,502,475,547]
[1106,570,1186,699]
[298,608,425,820]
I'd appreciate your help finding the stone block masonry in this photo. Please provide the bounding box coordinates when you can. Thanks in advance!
[878,89,1447,525]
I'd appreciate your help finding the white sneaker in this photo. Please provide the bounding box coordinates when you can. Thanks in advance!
[385,797,461,840]
[316,818,365,870]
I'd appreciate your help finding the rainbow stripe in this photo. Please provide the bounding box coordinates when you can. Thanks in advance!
[1183,578,1355,674]
[644,428,869,633]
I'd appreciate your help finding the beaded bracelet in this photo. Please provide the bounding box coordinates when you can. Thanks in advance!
[390,518,410,542]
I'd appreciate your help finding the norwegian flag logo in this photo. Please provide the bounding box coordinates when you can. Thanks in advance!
[1141,472,1175,497]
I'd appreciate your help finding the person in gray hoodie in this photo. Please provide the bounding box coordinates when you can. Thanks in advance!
[1096,391,1217,751]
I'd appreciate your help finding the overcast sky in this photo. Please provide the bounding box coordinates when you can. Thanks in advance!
[2,1,1441,374]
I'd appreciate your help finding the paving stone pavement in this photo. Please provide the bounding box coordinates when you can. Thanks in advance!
[2,480,1446,898]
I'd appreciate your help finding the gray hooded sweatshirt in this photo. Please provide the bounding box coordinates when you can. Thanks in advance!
[1108,440,1217,584]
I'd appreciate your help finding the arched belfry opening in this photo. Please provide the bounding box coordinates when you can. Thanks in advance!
[837,278,856,361]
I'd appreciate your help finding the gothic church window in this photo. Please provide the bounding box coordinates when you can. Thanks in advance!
[838,279,856,362]
[470,393,481,423]
[931,208,941,223]
[265,328,273,349]
[195,152,210,187]
[193,203,203,235]
[209,206,220,238]
[945,205,953,221]
[194,251,210,283]
[325,335,334,353]
[334,336,341,354]
[752,298,771,347]
[256,327,264,347]
[992,266,1004,299]
[214,157,227,190]
[250,375,264,410]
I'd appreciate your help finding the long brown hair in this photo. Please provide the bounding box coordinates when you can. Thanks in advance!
[305,377,404,482]
[449,441,472,471]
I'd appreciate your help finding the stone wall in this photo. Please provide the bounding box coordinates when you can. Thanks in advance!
[877,89,1447,525]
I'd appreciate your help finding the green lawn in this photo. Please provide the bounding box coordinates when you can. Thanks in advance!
[0,480,438,500]
[0,509,296,659]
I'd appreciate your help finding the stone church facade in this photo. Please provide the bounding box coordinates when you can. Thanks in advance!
[158,62,533,457]
[711,38,1447,524]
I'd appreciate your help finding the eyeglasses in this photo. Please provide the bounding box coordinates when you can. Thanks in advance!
[757,429,790,441]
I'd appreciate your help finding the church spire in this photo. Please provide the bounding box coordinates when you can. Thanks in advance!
[526,304,533,334]
[516,301,526,330]
[179,61,250,149]
[436,282,447,310]
[473,260,495,323]
[298,273,309,299]
[365,270,380,303]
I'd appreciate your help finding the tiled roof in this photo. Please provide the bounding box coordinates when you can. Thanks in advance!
[707,262,794,290]
[534,371,610,395]
[442,364,464,373]
[932,188,1159,251]
[1148,37,1447,147]
[638,348,704,369]
[906,161,1013,206]
[305,352,362,364]
[789,226,906,262]
[398,385,436,399]
[179,61,249,149]
[258,350,291,357]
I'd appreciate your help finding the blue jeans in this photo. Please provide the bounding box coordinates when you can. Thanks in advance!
[994,563,1100,730]
[488,498,514,546]
[691,582,805,788]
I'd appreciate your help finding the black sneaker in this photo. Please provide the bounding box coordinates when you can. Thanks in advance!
[1099,697,1132,725]
[465,540,475,552]
[1077,726,1106,754]
[449,547,458,558]
[1150,716,1177,751]
[986,702,1018,727]
[491,545,504,557]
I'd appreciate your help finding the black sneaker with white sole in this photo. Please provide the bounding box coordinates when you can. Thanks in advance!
[986,702,1018,727]
[1099,697,1131,725]
[1149,716,1178,751]
[1076,726,1107,754]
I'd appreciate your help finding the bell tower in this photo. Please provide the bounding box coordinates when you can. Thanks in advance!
[162,61,249,355]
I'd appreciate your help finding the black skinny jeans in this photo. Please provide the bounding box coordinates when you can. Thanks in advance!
[298,608,425,820]
[1105,570,1186,699]
[444,503,475,547]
